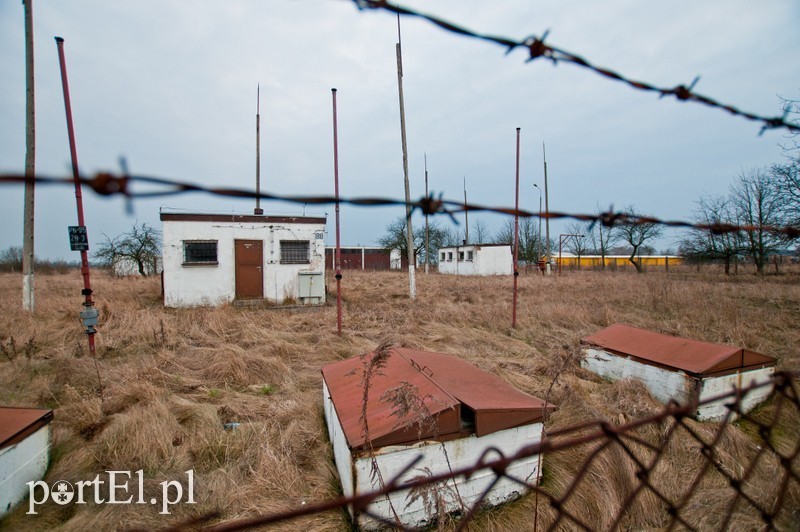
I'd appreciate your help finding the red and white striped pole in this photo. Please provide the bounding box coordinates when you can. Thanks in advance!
[332,88,342,335]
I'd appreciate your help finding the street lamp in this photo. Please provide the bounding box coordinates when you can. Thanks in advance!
[558,233,584,275]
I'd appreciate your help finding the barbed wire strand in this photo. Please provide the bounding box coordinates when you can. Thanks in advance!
[351,0,799,135]
[147,372,799,532]
[2,173,799,240]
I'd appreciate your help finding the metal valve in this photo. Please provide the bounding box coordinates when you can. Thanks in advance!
[79,305,99,335]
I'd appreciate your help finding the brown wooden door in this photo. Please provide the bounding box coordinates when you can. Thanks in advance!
[235,240,263,299]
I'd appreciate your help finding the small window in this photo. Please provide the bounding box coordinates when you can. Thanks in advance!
[280,240,310,264]
[440,252,446,261]
[467,251,474,261]
[183,241,218,265]
[458,251,464,261]
[447,252,453,262]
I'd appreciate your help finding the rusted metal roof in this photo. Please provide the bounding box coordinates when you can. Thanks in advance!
[322,347,554,450]
[581,324,776,376]
[0,407,53,450]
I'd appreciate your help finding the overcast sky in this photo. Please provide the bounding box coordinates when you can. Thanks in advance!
[1,0,798,260]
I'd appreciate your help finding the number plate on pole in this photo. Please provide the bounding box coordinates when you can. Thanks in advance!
[68,226,89,251]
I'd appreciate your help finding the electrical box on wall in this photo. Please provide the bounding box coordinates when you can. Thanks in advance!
[298,272,324,304]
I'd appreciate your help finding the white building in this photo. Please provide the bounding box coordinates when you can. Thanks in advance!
[160,211,326,308]
[322,347,554,530]
[437,244,512,276]
[1,407,53,518]
[581,324,776,421]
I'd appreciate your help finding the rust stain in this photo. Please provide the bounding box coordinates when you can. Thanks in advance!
[582,323,775,376]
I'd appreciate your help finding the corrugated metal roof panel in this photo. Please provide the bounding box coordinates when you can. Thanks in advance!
[0,407,53,450]
[322,347,554,450]
[581,324,776,376]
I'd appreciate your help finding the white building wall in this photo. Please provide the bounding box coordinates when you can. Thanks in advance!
[351,423,543,530]
[438,245,512,276]
[322,381,355,507]
[162,219,325,308]
[0,425,50,518]
[582,348,775,421]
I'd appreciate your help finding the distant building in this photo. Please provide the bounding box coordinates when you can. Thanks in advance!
[160,211,326,307]
[325,246,404,271]
[556,253,682,270]
[438,243,512,276]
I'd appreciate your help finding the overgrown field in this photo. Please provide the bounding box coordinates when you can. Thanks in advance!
[1,267,799,530]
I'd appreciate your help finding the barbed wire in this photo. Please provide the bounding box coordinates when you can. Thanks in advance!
[2,172,799,239]
[351,0,799,135]
[149,371,800,531]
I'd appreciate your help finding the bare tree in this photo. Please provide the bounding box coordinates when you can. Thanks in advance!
[730,168,788,274]
[564,222,590,267]
[617,206,664,273]
[0,247,24,272]
[471,219,490,244]
[589,204,619,270]
[94,222,161,276]
[379,217,455,265]
[678,195,744,275]
[494,217,540,264]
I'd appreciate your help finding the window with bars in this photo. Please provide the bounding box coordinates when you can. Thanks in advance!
[441,252,446,261]
[458,251,465,261]
[183,240,218,265]
[280,240,310,264]
[467,251,474,261]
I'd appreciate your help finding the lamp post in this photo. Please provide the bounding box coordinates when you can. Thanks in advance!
[533,183,542,265]
[558,233,584,275]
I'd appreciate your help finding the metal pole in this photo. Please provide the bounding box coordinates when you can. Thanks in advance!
[464,176,469,245]
[396,15,415,299]
[543,143,551,275]
[56,37,101,397]
[424,153,429,274]
[22,0,35,312]
[254,84,263,215]
[533,183,542,265]
[512,128,520,328]
[332,88,342,336]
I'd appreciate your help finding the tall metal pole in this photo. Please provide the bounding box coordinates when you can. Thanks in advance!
[254,84,263,215]
[56,37,98,363]
[22,0,35,312]
[332,89,342,335]
[396,14,415,299]
[424,153,429,274]
[464,176,469,245]
[543,142,551,275]
[533,183,542,264]
[512,128,521,328]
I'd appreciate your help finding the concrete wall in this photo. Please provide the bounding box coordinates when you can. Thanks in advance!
[162,219,325,307]
[581,348,775,421]
[0,425,50,518]
[438,245,512,276]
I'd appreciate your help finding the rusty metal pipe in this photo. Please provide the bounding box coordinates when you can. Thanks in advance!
[512,128,520,328]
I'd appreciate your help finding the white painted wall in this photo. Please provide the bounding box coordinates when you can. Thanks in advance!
[322,381,355,505]
[438,245,512,276]
[582,348,775,421]
[162,219,325,307]
[0,425,50,518]
[352,422,543,530]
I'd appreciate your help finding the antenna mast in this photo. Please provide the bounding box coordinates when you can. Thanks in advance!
[254,84,263,215]
[396,13,415,298]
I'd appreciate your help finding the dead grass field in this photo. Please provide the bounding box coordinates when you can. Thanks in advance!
[1,266,799,530]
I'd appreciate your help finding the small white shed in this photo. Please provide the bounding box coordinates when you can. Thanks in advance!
[581,324,776,421]
[322,347,554,530]
[437,244,512,276]
[160,211,326,307]
[1,407,53,517]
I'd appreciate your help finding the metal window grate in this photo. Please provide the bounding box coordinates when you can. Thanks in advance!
[280,240,310,264]
[183,241,217,264]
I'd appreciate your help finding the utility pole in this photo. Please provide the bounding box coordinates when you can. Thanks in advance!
[331,88,342,335]
[512,128,521,328]
[543,142,551,275]
[22,0,35,312]
[424,153,429,274]
[396,14,415,299]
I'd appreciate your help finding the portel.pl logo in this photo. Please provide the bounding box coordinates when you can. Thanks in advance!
[27,470,195,515]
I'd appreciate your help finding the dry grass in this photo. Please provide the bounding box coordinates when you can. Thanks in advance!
[0,266,799,530]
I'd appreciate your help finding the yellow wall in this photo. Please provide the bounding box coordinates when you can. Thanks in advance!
[556,255,683,269]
